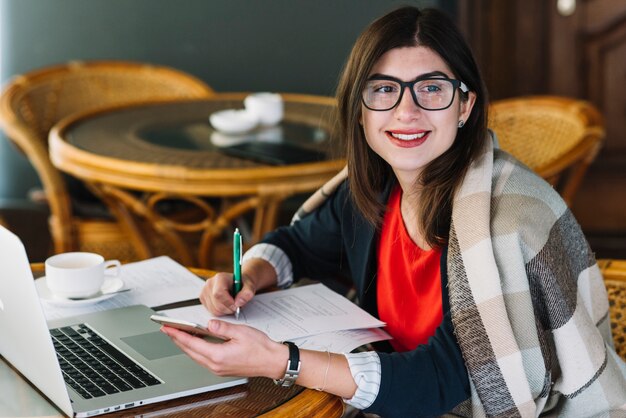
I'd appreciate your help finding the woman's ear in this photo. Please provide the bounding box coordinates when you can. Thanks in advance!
[459,92,477,124]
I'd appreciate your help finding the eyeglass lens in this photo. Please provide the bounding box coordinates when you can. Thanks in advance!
[363,78,458,111]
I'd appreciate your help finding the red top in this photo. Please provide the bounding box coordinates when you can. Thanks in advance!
[377,186,443,352]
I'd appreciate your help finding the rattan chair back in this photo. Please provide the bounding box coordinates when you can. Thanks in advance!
[489,96,604,206]
[598,259,626,361]
[0,60,213,259]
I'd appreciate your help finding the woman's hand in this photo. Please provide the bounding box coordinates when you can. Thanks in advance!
[161,320,287,379]
[199,258,279,316]
[199,272,257,316]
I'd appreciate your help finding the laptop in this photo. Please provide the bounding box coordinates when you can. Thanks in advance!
[0,225,246,417]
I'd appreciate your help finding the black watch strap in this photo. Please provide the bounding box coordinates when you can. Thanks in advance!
[273,341,301,387]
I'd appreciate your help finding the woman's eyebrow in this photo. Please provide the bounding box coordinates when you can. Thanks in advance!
[367,70,450,81]
[415,71,449,79]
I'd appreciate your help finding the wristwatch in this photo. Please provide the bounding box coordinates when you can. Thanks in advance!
[273,341,301,387]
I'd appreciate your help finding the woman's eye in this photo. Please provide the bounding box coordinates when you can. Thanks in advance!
[418,83,442,93]
[370,83,398,94]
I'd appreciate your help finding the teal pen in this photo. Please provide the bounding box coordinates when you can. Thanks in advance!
[233,228,242,320]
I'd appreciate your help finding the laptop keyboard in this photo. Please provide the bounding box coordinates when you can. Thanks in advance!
[51,324,161,399]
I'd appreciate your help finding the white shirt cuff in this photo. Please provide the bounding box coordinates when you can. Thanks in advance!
[242,243,293,288]
[343,351,381,410]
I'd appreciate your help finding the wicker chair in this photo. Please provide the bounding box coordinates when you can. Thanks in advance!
[488,96,605,206]
[0,61,214,261]
[598,259,626,361]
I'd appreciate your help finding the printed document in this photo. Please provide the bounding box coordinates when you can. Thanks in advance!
[161,283,389,349]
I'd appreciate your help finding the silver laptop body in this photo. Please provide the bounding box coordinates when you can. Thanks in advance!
[0,226,246,417]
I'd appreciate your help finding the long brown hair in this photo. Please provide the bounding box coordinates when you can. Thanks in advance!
[336,6,488,247]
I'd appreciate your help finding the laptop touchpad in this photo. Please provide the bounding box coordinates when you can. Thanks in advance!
[121,331,181,360]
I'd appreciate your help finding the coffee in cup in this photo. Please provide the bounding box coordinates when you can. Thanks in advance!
[45,252,121,299]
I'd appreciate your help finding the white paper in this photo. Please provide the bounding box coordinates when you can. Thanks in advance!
[291,328,391,353]
[160,283,386,342]
[38,256,205,320]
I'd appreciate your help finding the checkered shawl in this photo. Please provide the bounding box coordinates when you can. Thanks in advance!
[448,135,626,416]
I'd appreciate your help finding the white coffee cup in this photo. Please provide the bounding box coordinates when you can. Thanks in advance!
[244,92,284,126]
[45,252,121,299]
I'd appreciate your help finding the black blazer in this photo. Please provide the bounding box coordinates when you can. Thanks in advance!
[262,180,470,417]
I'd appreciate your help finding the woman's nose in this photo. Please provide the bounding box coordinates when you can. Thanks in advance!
[394,87,421,119]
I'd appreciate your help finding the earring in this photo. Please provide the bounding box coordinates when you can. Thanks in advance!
[458,120,465,128]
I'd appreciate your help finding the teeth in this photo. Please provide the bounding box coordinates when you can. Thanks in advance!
[391,132,426,140]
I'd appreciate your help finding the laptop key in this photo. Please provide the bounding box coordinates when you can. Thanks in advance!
[98,344,135,367]
[50,329,64,337]
[143,376,161,386]
[111,379,133,392]
[69,384,93,399]
[61,327,80,337]
[100,383,120,394]
[133,369,161,385]
[122,375,146,389]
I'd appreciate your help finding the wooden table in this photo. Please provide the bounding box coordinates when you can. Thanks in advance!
[49,93,344,268]
[0,264,344,417]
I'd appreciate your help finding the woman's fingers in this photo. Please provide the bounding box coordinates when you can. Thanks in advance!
[200,272,236,315]
[161,321,286,378]
[233,282,255,309]
[201,272,258,315]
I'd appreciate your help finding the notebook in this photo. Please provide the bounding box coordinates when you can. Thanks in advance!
[0,225,246,417]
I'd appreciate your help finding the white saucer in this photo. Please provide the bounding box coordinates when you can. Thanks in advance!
[209,109,259,134]
[35,277,125,308]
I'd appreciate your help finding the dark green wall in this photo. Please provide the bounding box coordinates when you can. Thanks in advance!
[0,0,453,199]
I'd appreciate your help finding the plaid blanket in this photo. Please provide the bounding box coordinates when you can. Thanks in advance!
[447,134,626,416]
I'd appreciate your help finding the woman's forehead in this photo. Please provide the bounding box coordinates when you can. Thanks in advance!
[369,46,453,79]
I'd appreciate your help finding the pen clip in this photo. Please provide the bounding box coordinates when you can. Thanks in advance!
[238,233,243,264]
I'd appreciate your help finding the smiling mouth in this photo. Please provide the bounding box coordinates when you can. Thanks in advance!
[390,132,427,141]
[386,131,430,148]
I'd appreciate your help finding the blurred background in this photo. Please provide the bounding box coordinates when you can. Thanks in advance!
[1,0,624,261]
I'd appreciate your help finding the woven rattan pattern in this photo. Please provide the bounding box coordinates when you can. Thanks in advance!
[17,74,211,142]
[599,259,626,361]
[106,377,303,418]
[0,61,213,260]
[488,96,604,207]
[606,280,626,360]
[490,106,584,170]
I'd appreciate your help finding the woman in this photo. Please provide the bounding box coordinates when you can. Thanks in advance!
[161,6,626,417]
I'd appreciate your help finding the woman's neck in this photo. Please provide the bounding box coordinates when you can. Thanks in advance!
[398,183,431,251]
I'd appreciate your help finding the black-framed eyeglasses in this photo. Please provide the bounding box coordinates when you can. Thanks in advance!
[362,75,469,111]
